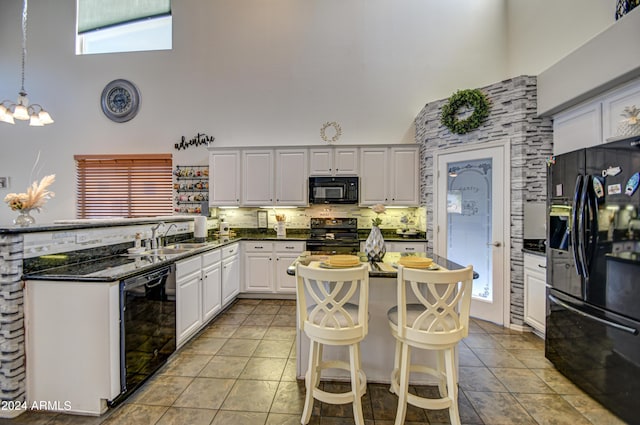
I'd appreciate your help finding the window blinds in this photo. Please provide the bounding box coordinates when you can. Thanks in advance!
[75,154,173,218]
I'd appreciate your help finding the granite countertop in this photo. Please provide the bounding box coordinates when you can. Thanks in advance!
[286,251,465,278]
[23,229,428,283]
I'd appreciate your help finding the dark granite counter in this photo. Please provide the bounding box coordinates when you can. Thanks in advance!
[24,237,242,282]
[286,251,465,278]
[0,216,195,234]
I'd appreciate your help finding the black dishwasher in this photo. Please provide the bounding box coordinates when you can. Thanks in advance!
[110,264,176,406]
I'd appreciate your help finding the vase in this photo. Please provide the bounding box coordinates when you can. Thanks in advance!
[14,209,36,227]
[365,225,386,262]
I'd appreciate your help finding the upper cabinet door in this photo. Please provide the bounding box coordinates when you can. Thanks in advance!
[209,150,241,206]
[359,148,389,205]
[309,148,358,176]
[389,147,419,205]
[553,102,602,155]
[602,80,640,141]
[333,148,359,175]
[242,150,274,206]
[276,149,308,206]
[309,149,333,176]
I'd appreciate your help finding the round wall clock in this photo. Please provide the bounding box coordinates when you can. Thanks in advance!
[100,79,140,123]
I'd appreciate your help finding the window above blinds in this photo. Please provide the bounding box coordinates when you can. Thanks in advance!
[75,154,173,219]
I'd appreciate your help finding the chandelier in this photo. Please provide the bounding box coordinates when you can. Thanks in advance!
[0,0,53,126]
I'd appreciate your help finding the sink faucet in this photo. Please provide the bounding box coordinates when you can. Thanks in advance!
[161,223,178,247]
[150,222,164,249]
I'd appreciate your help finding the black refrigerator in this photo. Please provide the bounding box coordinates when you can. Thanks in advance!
[546,135,640,423]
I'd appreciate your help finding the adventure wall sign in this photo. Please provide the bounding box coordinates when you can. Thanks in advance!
[174,133,215,151]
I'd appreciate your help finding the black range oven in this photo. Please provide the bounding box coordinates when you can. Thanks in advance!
[306,217,360,254]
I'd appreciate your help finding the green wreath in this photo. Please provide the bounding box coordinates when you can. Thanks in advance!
[440,89,490,134]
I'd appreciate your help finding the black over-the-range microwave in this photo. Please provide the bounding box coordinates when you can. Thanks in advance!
[309,176,358,204]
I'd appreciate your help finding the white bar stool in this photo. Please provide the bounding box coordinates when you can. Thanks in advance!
[387,264,474,425]
[295,263,370,425]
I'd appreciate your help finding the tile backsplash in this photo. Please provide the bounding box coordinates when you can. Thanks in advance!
[214,206,426,230]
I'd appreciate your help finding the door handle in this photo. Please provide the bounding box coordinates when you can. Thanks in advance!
[486,242,502,247]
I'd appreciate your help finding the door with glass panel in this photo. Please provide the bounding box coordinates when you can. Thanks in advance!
[434,144,508,325]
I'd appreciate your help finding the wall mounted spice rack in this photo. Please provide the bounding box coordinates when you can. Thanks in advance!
[173,165,209,214]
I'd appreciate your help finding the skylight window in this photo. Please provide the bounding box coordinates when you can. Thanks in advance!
[76,0,172,55]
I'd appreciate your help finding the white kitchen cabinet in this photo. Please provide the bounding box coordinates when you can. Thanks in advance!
[25,279,121,415]
[360,146,419,206]
[524,253,547,335]
[275,241,305,293]
[385,241,427,253]
[309,148,358,176]
[209,150,241,206]
[242,150,274,206]
[275,149,308,206]
[553,102,602,155]
[242,241,305,294]
[222,243,240,306]
[244,241,274,292]
[176,256,203,345]
[602,79,640,141]
[177,250,223,347]
[202,250,223,322]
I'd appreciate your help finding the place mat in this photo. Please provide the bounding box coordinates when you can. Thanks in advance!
[308,261,371,271]
[376,262,397,272]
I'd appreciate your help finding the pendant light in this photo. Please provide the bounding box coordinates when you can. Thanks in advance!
[0,0,53,126]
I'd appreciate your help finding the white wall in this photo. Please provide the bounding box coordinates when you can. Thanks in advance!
[0,0,613,224]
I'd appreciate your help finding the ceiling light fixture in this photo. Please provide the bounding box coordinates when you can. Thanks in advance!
[0,0,53,126]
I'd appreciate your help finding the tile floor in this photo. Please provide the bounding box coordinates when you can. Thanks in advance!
[10,298,626,425]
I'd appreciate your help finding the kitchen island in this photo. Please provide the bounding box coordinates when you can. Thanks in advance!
[288,251,468,384]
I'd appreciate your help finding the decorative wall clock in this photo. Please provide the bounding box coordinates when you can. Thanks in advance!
[100,79,140,123]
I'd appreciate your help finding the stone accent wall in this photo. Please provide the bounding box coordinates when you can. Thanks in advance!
[0,234,25,416]
[415,75,553,327]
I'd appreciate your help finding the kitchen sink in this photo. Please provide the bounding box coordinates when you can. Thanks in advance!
[142,248,192,256]
[166,242,210,249]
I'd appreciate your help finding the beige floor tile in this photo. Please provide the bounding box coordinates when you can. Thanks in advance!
[263,326,297,341]
[490,368,554,394]
[213,313,248,325]
[226,303,257,314]
[239,357,287,380]
[281,358,298,381]
[458,345,484,367]
[458,366,508,392]
[278,305,296,315]
[181,337,227,355]
[198,355,250,379]
[508,348,554,369]
[10,412,60,425]
[271,314,296,327]
[531,368,585,395]
[243,314,276,326]
[235,298,261,305]
[253,339,294,358]
[155,407,217,425]
[562,393,628,425]
[210,410,268,425]
[259,299,285,305]
[462,333,501,349]
[221,380,279,412]
[491,333,541,350]
[471,347,528,368]
[252,304,282,315]
[131,375,193,406]
[201,324,238,338]
[464,391,537,425]
[101,404,168,425]
[161,353,213,377]
[514,393,592,425]
[47,413,105,425]
[172,377,235,409]
[231,325,268,339]
[216,338,260,357]
[269,380,306,415]
[265,412,303,425]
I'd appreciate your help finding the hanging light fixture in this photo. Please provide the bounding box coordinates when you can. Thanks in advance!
[0,0,53,126]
